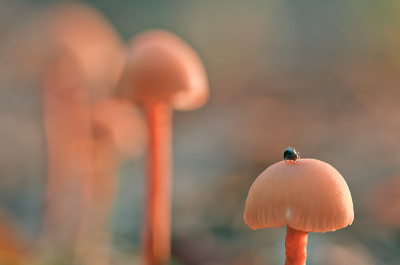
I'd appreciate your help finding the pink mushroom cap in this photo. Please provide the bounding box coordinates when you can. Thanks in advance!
[116,29,209,111]
[244,159,354,233]
[45,2,126,94]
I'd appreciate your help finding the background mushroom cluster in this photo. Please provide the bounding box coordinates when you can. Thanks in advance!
[1,0,400,264]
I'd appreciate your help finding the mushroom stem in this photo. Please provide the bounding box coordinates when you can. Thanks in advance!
[142,103,172,265]
[285,226,308,265]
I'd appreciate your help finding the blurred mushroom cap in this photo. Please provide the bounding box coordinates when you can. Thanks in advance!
[46,1,125,95]
[42,50,86,100]
[116,29,209,111]
[244,159,354,233]
[92,98,146,159]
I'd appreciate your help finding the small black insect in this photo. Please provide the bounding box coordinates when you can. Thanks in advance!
[283,147,300,162]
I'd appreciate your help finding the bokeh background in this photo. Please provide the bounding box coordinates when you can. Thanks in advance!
[0,0,400,264]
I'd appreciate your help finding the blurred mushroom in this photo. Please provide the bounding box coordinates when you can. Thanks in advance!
[91,99,146,160]
[41,50,92,251]
[40,3,127,262]
[73,99,146,265]
[0,1,125,92]
[244,154,354,265]
[116,29,209,265]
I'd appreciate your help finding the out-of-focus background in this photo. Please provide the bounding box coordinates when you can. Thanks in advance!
[0,0,400,264]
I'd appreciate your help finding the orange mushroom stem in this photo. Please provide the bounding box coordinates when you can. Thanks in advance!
[284,226,308,265]
[143,103,172,265]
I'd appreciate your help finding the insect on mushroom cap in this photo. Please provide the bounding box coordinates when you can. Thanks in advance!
[244,159,354,233]
[116,29,209,111]
[284,147,300,162]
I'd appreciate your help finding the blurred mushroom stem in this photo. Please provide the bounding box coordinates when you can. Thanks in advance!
[74,98,144,265]
[74,125,117,265]
[41,52,94,251]
[142,103,172,265]
[285,226,308,265]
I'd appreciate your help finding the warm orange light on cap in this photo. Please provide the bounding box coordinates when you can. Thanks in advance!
[244,159,354,233]
[46,2,125,93]
[116,30,209,111]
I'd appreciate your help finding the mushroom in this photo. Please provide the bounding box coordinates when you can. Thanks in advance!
[40,1,126,258]
[44,1,126,95]
[73,98,145,265]
[41,50,93,249]
[244,154,354,265]
[116,29,209,265]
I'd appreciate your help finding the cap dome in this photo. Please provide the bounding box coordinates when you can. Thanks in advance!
[244,159,354,233]
[116,30,209,111]
[46,2,125,94]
